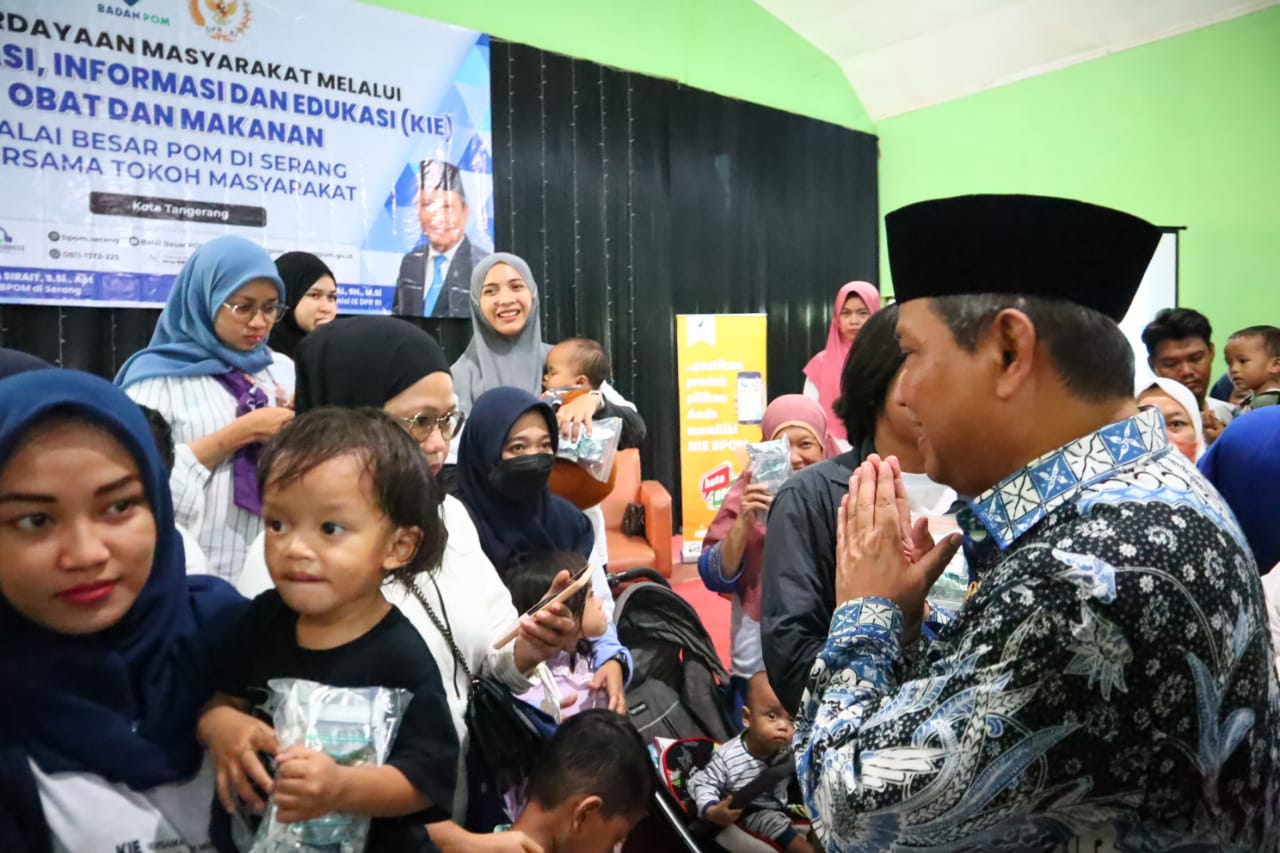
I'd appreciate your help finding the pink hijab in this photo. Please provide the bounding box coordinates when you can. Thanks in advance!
[804,281,881,441]
[703,395,838,620]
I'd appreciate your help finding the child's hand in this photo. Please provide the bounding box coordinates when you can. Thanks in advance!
[556,392,602,441]
[198,703,280,814]
[705,796,744,827]
[272,745,346,823]
[590,659,627,715]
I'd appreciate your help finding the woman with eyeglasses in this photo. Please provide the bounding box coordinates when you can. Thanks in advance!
[266,251,339,361]
[234,317,577,853]
[117,236,295,583]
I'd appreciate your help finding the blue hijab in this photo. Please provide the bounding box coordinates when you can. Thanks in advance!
[1199,407,1280,572]
[455,386,594,572]
[0,370,246,790]
[115,235,285,387]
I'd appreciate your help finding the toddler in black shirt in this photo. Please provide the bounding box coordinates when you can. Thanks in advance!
[199,407,456,851]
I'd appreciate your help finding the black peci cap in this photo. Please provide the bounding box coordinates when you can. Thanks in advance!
[886,194,1161,322]
[419,159,466,202]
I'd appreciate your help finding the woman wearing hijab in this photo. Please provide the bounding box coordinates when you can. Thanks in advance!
[803,281,881,450]
[1199,407,1280,677]
[1138,377,1205,461]
[698,395,838,716]
[455,386,632,714]
[116,236,294,584]
[265,251,338,361]
[234,318,574,850]
[0,346,50,379]
[0,370,245,851]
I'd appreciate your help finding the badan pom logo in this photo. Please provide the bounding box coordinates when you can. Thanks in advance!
[190,0,251,42]
[700,463,733,511]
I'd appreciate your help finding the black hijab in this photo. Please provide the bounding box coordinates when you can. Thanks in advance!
[295,316,450,412]
[0,347,50,379]
[455,386,594,572]
[268,252,336,359]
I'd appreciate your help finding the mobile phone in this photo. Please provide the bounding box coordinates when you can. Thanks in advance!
[493,561,596,649]
[736,371,764,424]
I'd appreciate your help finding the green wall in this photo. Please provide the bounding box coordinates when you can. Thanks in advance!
[877,6,1280,347]
[358,0,872,132]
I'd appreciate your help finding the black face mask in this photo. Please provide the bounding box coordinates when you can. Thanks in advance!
[489,453,554,501]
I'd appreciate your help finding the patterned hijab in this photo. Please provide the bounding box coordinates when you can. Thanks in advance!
[115,236,285,387]
[804,281,881,441]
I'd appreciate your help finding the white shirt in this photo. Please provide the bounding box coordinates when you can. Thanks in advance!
[32,755,217,853]
[125,363,293,585]
[235,493,532,818]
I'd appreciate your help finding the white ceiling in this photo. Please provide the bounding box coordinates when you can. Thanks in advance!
[754,0,1279,121]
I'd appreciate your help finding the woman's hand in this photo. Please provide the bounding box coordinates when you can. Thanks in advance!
[556,392,602,442]
[198,701,280,814]
[512,570,580,672]
[234,406,295,446]
[591,659,627,714]
[737,470,773,525]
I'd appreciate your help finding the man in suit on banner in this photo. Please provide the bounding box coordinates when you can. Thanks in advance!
[393,160,487,318]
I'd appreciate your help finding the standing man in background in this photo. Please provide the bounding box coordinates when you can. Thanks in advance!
[394,160,488,318]
[1142,307,1235,443]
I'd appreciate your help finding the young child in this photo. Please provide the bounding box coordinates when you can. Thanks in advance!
[198,407,457,850]
[508,710,653,853]
[1225,325,1280,411]
[543,337,646,449]
[688,673,814,853]
[505,551,611,722]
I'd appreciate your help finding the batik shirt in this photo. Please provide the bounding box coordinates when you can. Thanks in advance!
[795,407,1280,851]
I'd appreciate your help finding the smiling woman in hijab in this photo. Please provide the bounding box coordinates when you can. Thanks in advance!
[699,394,838,717]
[116,236,294,584]
[455,386,633,714]
[233,318,575,848]
[266,251,338,361]
[803,281,881,449]
[0,370,245,851]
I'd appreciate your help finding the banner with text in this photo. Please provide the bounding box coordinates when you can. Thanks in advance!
[0,1,492,317]
[676,314,767,561]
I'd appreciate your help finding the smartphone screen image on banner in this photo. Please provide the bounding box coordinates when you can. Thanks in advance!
[737,371,764,424]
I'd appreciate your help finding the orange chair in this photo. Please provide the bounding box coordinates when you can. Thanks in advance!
[599,449,673,577]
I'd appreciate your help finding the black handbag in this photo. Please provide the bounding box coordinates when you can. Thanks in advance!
[407,579,556,829]
[622,502,646,538]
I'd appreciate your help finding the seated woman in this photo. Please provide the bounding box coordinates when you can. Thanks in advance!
[698,395,837,718]
[455,386,632,714]
[117,236,295,584]
[232,317,573,851]
[0,370,245,850]
[762,305,963,713]
[1137,377,1205,461]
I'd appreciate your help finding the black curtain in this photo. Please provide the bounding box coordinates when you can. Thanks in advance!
[0,39,879,525]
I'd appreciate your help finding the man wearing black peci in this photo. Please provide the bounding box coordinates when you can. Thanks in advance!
[393,159,487,318]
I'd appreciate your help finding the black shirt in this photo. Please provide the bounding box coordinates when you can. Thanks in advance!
[213,590,456,850]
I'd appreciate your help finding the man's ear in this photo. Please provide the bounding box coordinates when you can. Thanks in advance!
[988,308,1038,401]
[383,525,424,572]
[571,794,605,832]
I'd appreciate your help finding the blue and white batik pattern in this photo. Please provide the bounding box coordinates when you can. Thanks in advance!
[795,408,1280,852]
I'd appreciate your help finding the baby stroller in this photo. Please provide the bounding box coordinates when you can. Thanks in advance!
[607,570,808,852]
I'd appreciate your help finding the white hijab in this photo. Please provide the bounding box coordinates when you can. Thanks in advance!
[1140,377,1205,460]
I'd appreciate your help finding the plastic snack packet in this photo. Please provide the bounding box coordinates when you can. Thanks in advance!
[746,434,792,495]
[243,679,410,853]
[556,416,622,483]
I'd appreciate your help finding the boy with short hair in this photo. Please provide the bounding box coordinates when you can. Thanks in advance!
[688,673,814,853]
[199,407,457,851]
[510,710,653,853]
[543,337,646,449]
[1225,325,1280,411]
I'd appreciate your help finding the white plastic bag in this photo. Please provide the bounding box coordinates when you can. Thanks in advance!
[746,434,792,495]
[557,416,622,483]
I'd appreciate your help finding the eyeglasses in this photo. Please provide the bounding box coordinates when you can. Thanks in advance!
[398,409,465,442]
[222,301,286,325]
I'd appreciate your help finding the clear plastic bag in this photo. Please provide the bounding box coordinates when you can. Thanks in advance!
[556,416,622,483]
[746,434,792,495]
[241,679,410,853]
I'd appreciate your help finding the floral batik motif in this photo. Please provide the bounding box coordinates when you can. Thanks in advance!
[796,408,1280,852]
